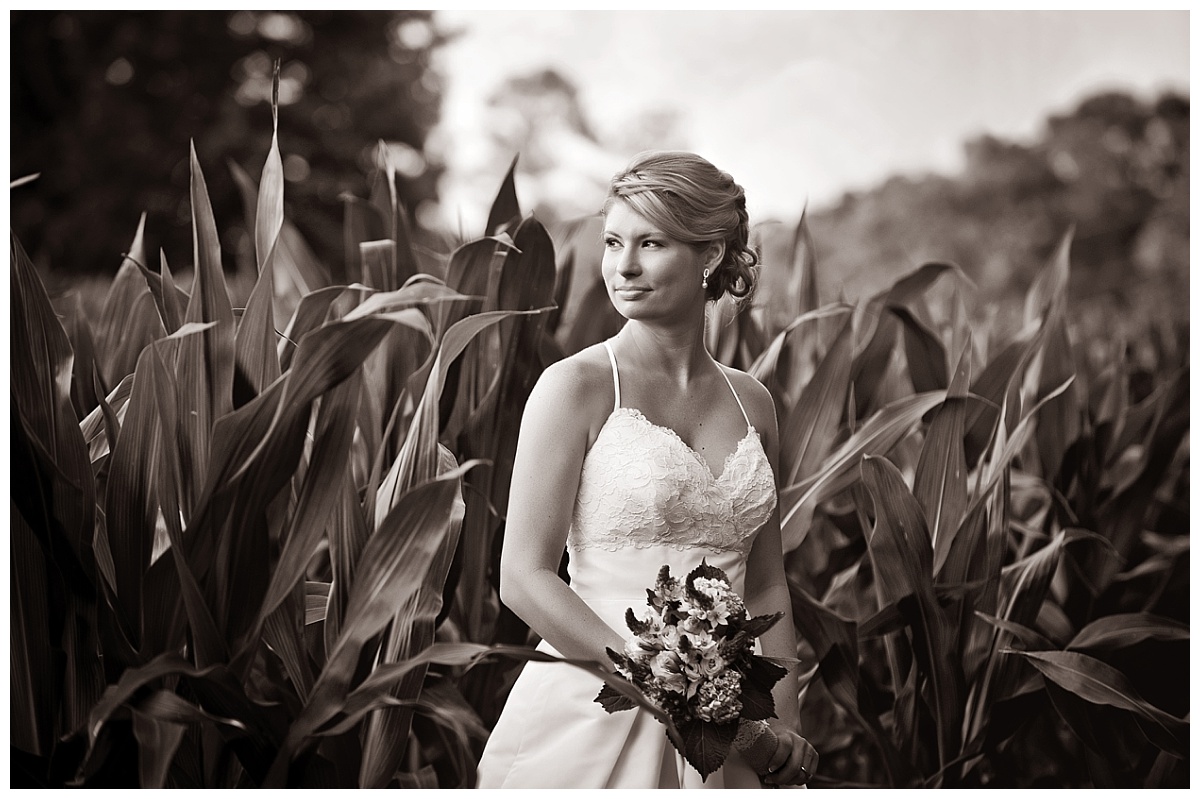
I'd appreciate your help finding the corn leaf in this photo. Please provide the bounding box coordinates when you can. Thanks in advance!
[779,390,947,550]
[255,129,284,274]
[248,373,361,647]
[95,255,166,389]
[131,709,187,789]
[269,463,479,784]
[789,582,911,785]
[145,341,227,667]
[234,235,283,401]
[973,611,1055,651]
[1009,649,1187,758]
[861,455,960,769]
[53,293,103,418]
[1023,227,1072,325]
[360,446,466,786]
[780,313,854,487]
[915,341,971,573]
[499,216,558,311]
[748,305,853,411]
[485,155,521,236]
[277,285,347,370]
[157,249,187,334]
[891,304,948,394]
[1067,613,1189,651]
[80,373,135,464]
[360,239,397,290]
[342,195,386,285]
[849,309,898,418]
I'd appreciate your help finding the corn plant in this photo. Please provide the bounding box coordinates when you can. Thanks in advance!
[718,217,1189,788]
[10,106,623,787]
[12,106,1188,787]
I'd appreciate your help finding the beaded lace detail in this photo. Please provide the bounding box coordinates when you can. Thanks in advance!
[566,347,777,554]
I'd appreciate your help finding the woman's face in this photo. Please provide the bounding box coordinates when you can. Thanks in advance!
[601,200,715,323]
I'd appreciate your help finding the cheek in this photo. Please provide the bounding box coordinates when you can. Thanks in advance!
[600,251,617,281]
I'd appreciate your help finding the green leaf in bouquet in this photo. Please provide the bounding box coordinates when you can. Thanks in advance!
[624,607,652,636]
[676,717,738,780]
[739,612,785,641]
[738,678,776,722]
[595,682,638,714]
[743,652,789,690]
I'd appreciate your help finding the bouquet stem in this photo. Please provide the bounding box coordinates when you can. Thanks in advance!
[733,719,778,775]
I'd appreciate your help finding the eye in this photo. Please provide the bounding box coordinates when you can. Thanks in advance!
[603,237,621,250]
[641,239,663,249]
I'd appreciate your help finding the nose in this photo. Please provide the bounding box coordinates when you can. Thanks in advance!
[615,247,641,277]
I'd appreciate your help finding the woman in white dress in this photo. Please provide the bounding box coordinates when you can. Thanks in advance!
[476,152,819,789]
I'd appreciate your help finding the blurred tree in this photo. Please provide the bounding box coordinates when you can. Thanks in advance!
[802,89,1188,322]
[11,10,446,278]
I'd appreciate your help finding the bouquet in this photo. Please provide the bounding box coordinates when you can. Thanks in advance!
[594,560,789,780]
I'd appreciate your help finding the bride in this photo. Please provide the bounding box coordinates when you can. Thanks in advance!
[476,151,819,788]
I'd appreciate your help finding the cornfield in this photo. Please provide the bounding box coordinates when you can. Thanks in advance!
[11,116,1189,788]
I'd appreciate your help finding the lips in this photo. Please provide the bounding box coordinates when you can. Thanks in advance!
[615,285,651,298]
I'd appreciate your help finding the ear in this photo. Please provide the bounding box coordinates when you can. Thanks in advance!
[704,240,725,270]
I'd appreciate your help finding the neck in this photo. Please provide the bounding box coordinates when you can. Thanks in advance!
[615,317,713,383]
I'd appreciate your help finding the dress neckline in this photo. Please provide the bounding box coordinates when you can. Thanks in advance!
[604,406,758,483]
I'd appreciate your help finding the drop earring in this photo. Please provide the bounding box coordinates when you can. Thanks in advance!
[701,268,710,289]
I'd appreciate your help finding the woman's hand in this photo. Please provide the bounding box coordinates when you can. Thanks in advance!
[761,729,818,787]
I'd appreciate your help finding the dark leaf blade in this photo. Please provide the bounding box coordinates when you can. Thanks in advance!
[678,718,738,780]
[595,683,638,714]
[739,613,784,641]
[1010,649,1188,758]
[738,680,776,722]
[485,155,521,236]
[861,456,961,770]
[131,709,187,789]
[891,303,948,393]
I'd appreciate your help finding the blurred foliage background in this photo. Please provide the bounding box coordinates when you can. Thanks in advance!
[12,10,445,282]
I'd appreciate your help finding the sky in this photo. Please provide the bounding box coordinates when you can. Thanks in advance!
[428,9,1189,230]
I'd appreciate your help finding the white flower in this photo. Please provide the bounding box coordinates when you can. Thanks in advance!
[650,650,688,695]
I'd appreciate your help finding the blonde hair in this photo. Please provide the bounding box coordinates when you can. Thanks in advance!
[604,151,758,303]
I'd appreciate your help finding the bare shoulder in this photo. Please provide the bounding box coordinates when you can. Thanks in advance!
[525,343,617,441]
[719,365,778,434]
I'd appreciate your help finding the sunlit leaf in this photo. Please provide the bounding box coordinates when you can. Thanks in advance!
[915,341,971,573]
[779,390,947,550]
[1067,613,1189,651]
[780,314,853,487]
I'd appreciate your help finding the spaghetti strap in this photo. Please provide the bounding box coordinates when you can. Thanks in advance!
[602,340,621,411]
[718,366,752,430]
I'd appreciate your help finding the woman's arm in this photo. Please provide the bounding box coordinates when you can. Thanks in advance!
[498,357,627,665]
[739,378,801,731]
[737,373,819,786]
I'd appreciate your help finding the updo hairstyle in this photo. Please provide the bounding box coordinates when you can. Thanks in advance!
[604,151,759,303]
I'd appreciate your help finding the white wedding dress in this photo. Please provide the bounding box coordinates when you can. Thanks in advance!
[476,341,778,789]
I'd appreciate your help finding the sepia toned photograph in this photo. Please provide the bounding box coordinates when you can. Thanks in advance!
[10,9,1189,789]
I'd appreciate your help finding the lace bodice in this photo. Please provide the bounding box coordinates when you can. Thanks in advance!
[566,342,777,555]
